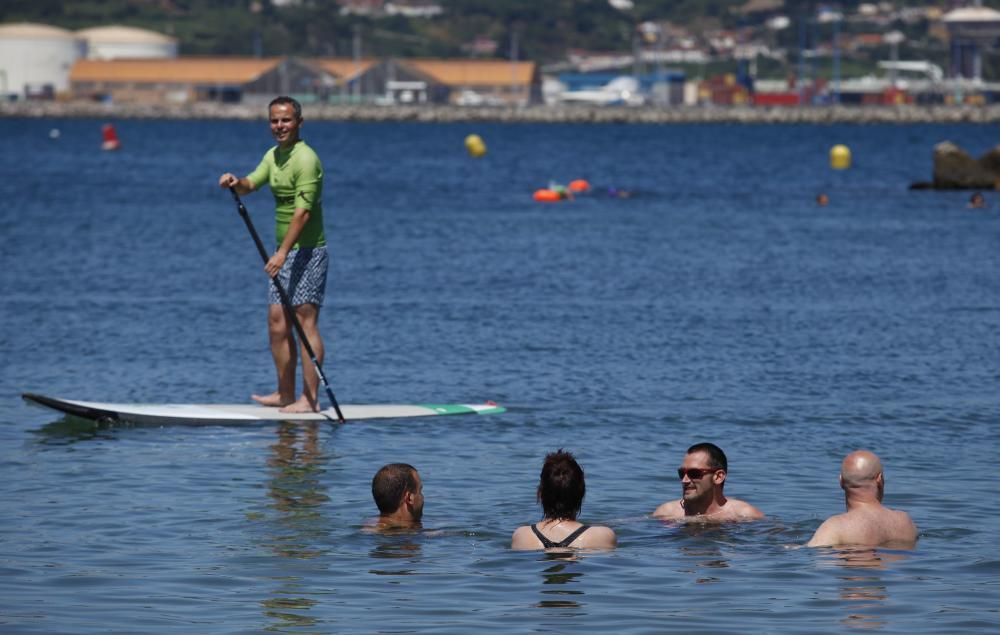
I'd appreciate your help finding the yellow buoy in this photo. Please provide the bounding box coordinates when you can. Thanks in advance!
[830,144,851,170]
[464,134,487,158]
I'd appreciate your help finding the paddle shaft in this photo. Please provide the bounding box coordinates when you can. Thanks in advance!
[228,187,345,422]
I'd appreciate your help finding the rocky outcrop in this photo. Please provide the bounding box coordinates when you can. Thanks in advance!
[929,142,1000,190]
[978,145,1000,175]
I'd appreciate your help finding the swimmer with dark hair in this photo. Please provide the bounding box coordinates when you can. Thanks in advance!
[511,449,616,550]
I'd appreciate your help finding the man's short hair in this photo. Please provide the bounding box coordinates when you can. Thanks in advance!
[687,442,728,472]
[268,95,302,119]
[537,449,586,520]
[372,463,418,515]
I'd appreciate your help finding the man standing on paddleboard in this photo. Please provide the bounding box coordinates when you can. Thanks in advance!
[219,96,329,413]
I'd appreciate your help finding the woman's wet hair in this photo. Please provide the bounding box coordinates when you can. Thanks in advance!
[537,449,585,520]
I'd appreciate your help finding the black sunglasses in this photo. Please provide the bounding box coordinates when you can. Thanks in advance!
[677,467,722,480]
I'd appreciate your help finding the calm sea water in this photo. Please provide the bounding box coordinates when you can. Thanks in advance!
[1,116,999,633]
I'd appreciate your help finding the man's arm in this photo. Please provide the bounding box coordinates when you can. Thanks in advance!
[733,500,765,520]
[652,500,682,519]
[806,518,842,547]
[265,206,311,277]
[218,173,257,195]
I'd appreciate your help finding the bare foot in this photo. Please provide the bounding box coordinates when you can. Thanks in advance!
[279,397,319,413]
[252,392,294,407]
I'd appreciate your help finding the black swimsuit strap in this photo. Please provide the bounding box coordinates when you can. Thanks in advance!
[532,523,591,548]
[531,524,556,548]
[557,525,590,547]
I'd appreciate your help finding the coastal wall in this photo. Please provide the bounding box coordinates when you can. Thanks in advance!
[3,100,999,124]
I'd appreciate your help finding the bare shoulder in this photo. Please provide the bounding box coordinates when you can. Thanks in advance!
[580,525,617,549]
[727,498,765,520]
[511,525,538,550]
[889,509,919,540]
[652,500,683,519]
[807,514,847,547]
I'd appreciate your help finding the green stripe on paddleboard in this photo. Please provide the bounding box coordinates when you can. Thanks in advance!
[419,404,506,415]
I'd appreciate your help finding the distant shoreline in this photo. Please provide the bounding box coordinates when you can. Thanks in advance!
[3,101,999,124]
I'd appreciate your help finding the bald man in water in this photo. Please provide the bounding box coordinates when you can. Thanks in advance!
[807,450,918,548]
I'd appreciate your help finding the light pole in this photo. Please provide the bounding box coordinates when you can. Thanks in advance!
[352,24,361,103]
[608,0,639,92]
[509,28,519,106]
[817,5,843,105]
[832,12,840,104]
[883,30,905,87]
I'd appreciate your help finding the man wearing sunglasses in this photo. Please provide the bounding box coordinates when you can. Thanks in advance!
[807,450,918,548]
[652,442,764,521]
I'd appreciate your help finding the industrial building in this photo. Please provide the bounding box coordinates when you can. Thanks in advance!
[66,56,540,106]
[0,23,84,99]
[69,57,331,104]
[401,59,540,106]
[77,25,179,60]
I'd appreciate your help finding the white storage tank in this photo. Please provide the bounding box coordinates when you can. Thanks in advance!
[0,22,84,99]
[77,25,178,60]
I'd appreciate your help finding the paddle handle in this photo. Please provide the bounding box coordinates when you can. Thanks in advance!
[229,188,345,423]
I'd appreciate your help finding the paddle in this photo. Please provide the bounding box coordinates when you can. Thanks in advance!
[228,187,345,423]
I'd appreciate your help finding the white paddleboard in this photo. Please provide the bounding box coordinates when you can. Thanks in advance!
[22,393,505,426]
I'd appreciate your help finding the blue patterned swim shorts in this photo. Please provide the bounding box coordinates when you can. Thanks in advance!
[268,247,328,307]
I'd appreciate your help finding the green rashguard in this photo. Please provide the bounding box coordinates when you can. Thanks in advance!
[246,140,326,248]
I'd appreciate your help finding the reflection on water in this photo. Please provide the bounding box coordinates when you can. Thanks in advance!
[259,422,332,632]
[672,522,733,585]
[368,537,422,576]
[840,575,889,632]
[31,415,119,445]
[828,547,911,570]
[532,556,586,611]
[819,547,913,631]
[265,421,330,559]
[261,595,320,632]
[678,544,729,584]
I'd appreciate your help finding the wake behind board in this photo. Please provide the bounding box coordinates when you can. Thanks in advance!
[22,393,505,426]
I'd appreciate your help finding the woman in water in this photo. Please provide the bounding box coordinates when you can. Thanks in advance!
[511,449,617,551]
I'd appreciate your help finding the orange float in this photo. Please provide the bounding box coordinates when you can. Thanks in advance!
[533,189,562,202]
[568,179,591,193]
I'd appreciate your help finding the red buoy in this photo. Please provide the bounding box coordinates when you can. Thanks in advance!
[101,124,121,151]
